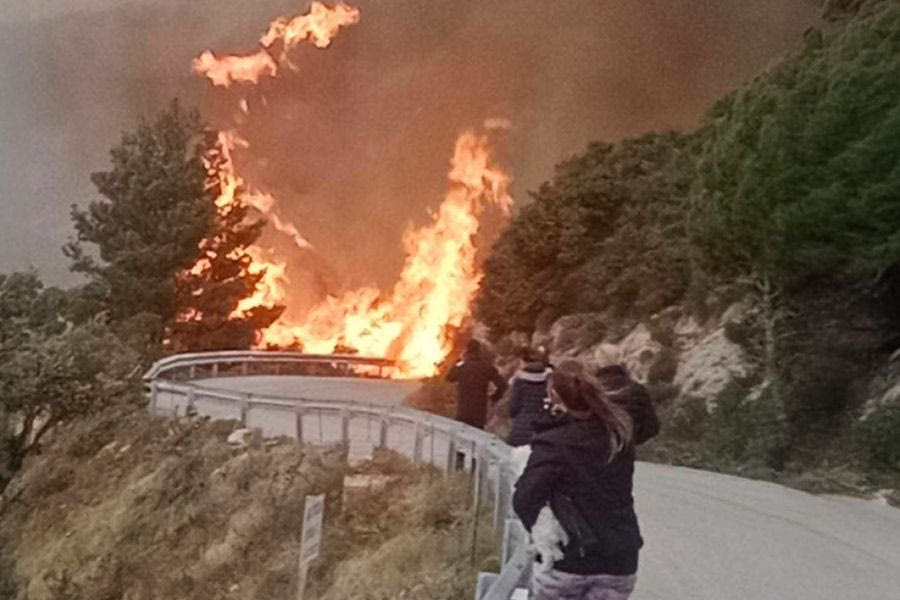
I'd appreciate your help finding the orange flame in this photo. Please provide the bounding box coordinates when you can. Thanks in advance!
[193,1,359,87]
[259,131,513,377]
[189,2,514,378]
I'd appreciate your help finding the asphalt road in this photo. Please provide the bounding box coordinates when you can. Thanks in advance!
[194,375,900,600]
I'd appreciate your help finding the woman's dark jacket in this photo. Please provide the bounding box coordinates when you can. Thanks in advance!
[507,362,552,447]
[512,418,643,576]
[603,373,660,445]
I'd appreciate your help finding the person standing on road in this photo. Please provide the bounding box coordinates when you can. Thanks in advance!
[446,339,508,429]
[508,347,553,447]
[595,365,660,445]
[513,366,643,600]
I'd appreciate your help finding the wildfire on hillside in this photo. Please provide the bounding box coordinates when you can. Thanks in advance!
[190,2,514,378]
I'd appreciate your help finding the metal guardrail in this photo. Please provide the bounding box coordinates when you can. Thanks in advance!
[145,352,532,599]
[143,350,397,381]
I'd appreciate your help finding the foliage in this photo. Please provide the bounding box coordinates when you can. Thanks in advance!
[0,315,140,492]
[318,469,495,600]
[0,408,348,600]
[858,403,900,469]
[64,100,281,356]
[477,132,692,335]
[688,1,900,290]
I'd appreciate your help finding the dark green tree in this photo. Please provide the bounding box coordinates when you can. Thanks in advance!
[477,132,691,336]
[0,272,140,492]
[688,0,900,431]
[64,101,282,356]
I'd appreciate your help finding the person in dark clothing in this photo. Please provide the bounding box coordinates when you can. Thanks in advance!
[513,367,641,600]
[446,339,508,429]
[508,347,553,447]
[595,365,660,445]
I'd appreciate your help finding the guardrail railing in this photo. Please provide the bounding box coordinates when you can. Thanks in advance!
[145,352,532,599]
[143,350,397,381]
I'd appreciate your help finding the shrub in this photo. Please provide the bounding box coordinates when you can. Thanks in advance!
[858,403,900,470]
[665,396,708,442]
[647,347,679,384]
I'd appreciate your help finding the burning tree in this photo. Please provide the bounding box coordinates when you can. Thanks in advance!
[65,101,282,356]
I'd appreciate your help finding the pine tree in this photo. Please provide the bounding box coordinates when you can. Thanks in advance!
[65,101,282,355]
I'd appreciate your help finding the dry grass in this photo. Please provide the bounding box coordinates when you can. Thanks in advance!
[0,408,347,600]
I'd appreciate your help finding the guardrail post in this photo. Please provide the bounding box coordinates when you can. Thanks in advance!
[295,408,305,444]
[378,415,389,449]
[340,409,350,444]
[188,364,196,380]
[472,445,486,511]
[240,395,251,426]
[148,380,159,413]
[493,463,507,532]
[412,421,423,464]
[186,387,196,415]
[446,432,457,474]
[211,363,219,378]
[240,362,249,376]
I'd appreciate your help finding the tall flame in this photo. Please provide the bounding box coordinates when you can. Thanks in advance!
[189,2,514,378]
[260,131,512,377]
[193,1,360,87]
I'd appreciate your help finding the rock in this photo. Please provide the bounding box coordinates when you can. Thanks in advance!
[674,328,750,410]
[546,313,607,356]
[673,315,704,351]
[568,324,662,383]
[227,428,253,447]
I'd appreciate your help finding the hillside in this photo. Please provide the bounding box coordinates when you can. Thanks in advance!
[476,0,900,493]
[0,406,495,600]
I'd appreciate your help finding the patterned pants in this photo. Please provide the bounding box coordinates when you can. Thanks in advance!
[532,569,636,600]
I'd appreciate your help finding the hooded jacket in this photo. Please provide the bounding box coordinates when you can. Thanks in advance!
[446,352,507,429]
[512,417,643,576]
[507,361,553,447]
[599,370,660,445]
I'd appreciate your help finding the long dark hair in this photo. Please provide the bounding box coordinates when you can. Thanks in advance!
[549,362,634,459]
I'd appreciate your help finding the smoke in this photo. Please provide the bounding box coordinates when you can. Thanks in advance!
[0,0,819,289]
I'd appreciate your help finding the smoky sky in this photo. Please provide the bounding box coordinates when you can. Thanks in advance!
[0,0,819,300]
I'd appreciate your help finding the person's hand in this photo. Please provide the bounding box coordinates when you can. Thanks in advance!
[547,388,567,415]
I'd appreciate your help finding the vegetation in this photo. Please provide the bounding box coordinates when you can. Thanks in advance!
[1,100,283,493]
[64,101,282,358]
[0,272,140,493]
[478,132,693,333]
[0,408,347,600]
[477,0,900,483]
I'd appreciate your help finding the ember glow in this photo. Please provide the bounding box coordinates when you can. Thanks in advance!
[190,2,514,378]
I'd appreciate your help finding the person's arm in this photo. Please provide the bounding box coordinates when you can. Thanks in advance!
[506,378,523,417]
[630,383,660,445]
[512,443,563,531]
[488,366,508,403]
[446,360,462,383]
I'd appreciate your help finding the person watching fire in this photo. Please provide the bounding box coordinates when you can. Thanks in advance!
[446,339,508,430]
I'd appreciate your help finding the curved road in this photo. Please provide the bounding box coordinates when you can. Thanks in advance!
[199,376,900,600]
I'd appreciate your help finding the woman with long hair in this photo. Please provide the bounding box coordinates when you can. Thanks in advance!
[512,362,643,600]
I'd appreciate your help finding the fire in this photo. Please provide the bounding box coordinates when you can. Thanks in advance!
[261,131,512,377]
[193,1,359,87]
[189,2,515,378]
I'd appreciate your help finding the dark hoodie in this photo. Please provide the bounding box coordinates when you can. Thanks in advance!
[446,350,507,429]
[512,417,642,576]
[507,361,553,446]
[596,367,660,445]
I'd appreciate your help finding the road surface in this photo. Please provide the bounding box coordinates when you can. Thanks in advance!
[197,375,900,600]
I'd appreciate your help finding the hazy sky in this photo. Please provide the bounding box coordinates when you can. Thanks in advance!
[0,0,820,292]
